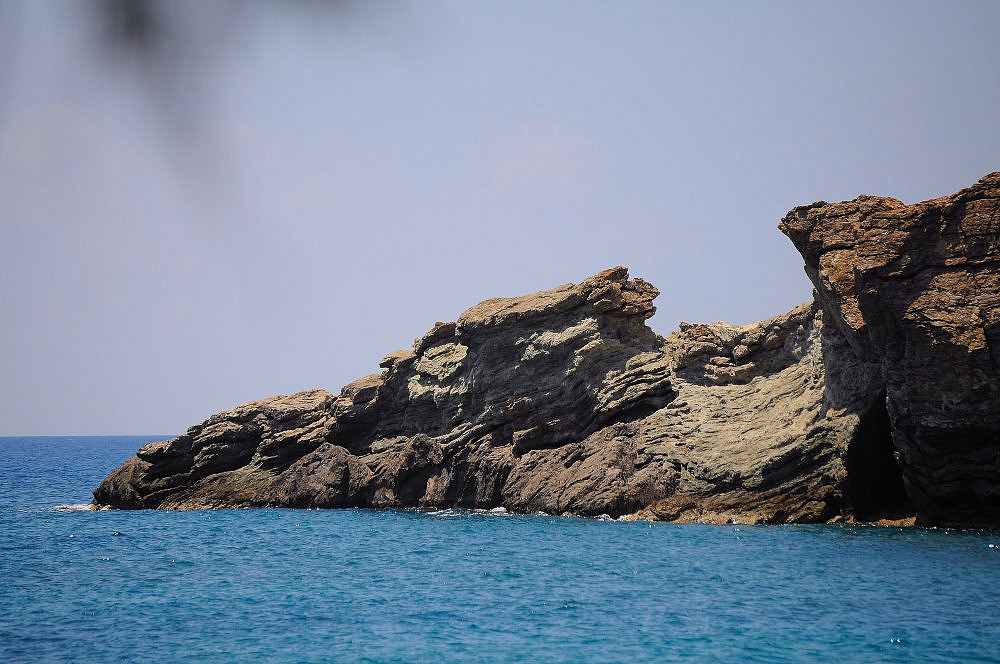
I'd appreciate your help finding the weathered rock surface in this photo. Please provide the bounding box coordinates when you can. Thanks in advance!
[93,269,894,523]
[95,174,1000,527]
[780,172,1000,526]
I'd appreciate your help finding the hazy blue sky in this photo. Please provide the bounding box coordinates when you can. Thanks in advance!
[2,1,998,435]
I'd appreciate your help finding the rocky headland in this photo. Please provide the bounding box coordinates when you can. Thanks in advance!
[94,173,1000,527]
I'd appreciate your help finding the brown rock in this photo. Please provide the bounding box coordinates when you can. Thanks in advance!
[780,172,1000,526]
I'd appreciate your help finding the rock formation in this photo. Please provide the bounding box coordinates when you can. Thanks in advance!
[781,172,1000,526]
[94,173,1000,527]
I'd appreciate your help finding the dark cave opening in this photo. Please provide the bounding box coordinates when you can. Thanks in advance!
[844,391,914,520]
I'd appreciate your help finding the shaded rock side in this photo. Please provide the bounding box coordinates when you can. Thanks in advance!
[95,267,894,524]
[780,172,1000,526]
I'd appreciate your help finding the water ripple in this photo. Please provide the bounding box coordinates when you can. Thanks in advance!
[2,437,1000,663]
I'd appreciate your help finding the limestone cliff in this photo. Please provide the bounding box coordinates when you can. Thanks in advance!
[94,174,1000,527]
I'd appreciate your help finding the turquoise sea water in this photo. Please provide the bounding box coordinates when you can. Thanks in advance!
[1,437,999,663]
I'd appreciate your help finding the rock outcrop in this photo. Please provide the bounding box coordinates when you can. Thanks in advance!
[95,173,1000,527]
[780,172,1000,526]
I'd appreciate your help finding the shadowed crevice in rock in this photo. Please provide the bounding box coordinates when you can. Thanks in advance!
[844,391,912,521]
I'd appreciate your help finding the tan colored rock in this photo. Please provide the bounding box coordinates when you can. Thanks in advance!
[781,172,1000,526]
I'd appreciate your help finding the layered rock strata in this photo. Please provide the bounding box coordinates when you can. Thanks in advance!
[95,173,1000,527]
[780,172,1000,526]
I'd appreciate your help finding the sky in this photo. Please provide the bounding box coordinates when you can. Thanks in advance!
[1,0,998,435]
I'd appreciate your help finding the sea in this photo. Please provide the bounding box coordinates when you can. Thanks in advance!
[1,436,998,664]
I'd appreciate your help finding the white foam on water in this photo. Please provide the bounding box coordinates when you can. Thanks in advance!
[429,507,511,517]
[428,508,460,517]
[53,503,93,511]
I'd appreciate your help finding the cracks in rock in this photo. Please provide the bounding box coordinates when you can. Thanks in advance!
[877,256,1000,283]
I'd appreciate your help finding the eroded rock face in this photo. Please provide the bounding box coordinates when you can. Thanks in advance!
[94,268,893,523]
[780,172,1000,526]
[95,174,1000,526]
[97,268,671,511]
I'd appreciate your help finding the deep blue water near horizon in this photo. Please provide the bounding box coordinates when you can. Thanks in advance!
[1,437,999,663]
